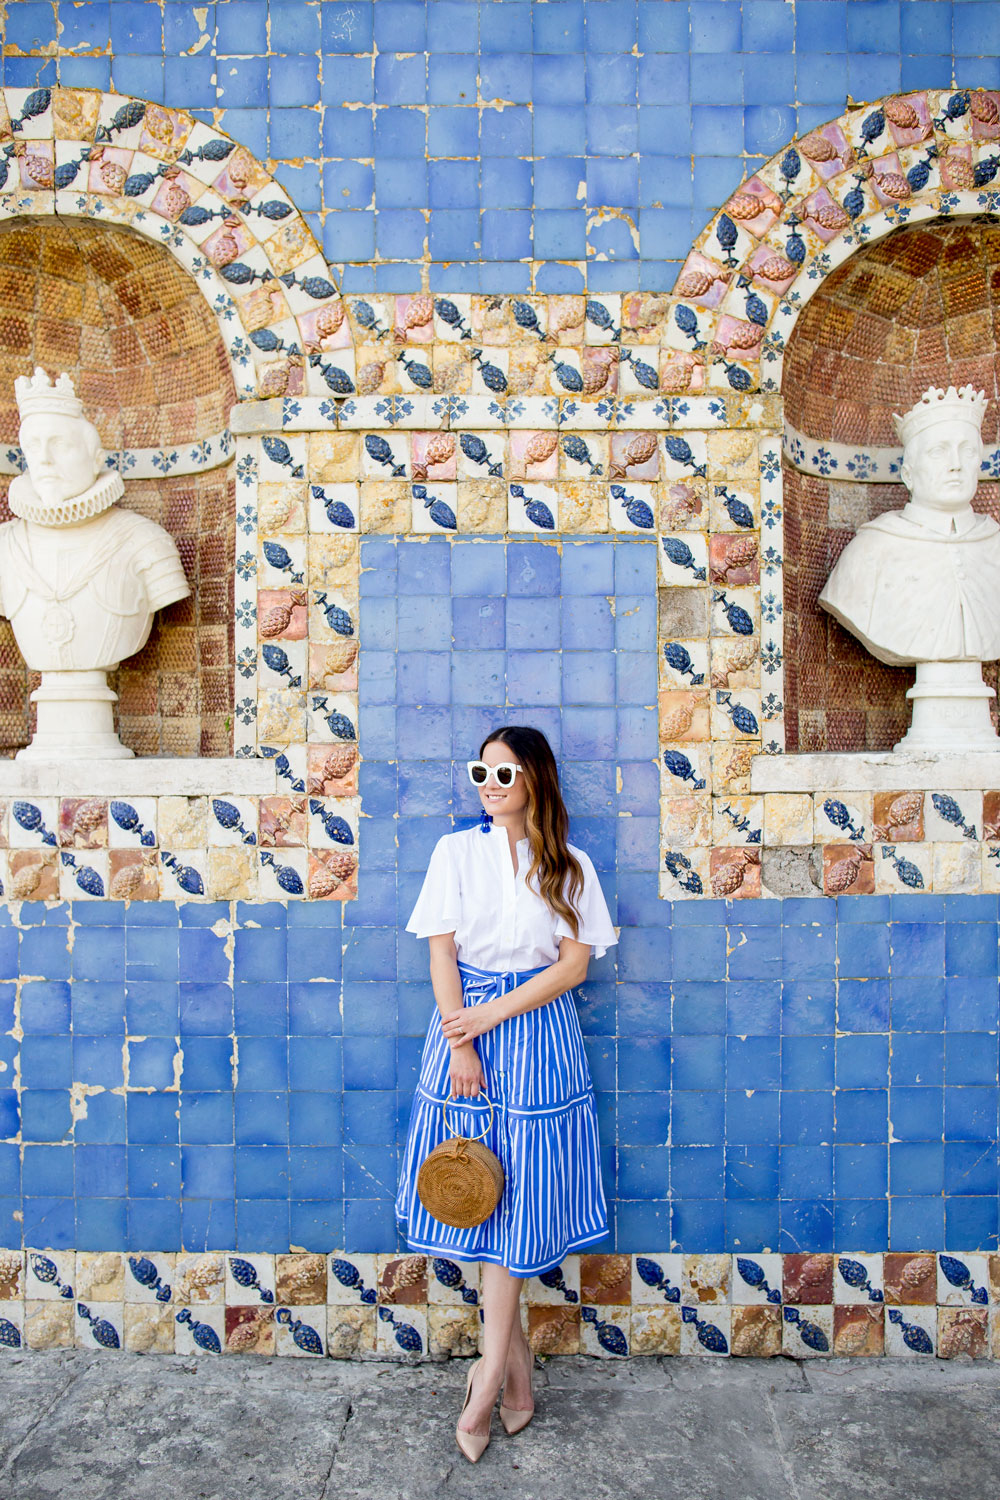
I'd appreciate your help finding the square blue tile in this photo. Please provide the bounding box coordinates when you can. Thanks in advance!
[726,1088,779,1145]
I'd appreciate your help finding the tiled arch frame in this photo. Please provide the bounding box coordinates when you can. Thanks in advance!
[0,85,351,398]
[654,85,1000,900]
[667,88,1000,399]
[0,86,367,902]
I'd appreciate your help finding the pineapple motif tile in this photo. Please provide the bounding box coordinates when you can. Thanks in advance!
[427,1257,480,1308]
[123,1305,176,1354]
[377,1254,428,1306]
[324,1302,376,1360]
[937,1308,988,1359]
[783,1254,833,1305]
[731,1305,782,1357]
[526,1260,581,1306]
[76,1253,125,1303]
[833,1306,884,1357]
[173,1256,225,1306]
[328,1255,378,1307]
[632,1254,684,1307]
[0,1302,24,1351]
[782,1305,833,1357]
[835,1255,884,1306]
[884,1254,937,1307]
[937,1254,990,1308]
[24,1300,74,1350]
[225,1305,276,1355]
[681,1304,731,1356]
[630,1305,681,1356]
[0,1252,24,1302]
[527,1305,580,1355]
[580,1254,631,1305]
[731,1254,783,1305]
[885,1305,936,1357]
[428,1307,480,1357]
[376,1304,426,1358]
[581,1305,630,1357]
[275,1306,326,1357]
[76,1301,124,1352]
[174,1305,224,1356]
[25,1252,75,1302]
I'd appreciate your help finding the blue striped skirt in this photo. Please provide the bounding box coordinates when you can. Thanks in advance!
[395,961,609,1277]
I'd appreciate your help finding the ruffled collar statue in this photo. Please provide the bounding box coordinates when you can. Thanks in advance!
[0,367,190,760]
[819,384,1000,753]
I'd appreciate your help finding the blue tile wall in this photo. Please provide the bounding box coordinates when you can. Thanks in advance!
[2,0,997,1265]
[2,538,999,1256]
[1,0,985,289]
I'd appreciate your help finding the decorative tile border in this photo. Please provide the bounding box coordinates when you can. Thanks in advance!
[0,432,234,480]
[2,1250,997,1361]
[783,422,1000,485]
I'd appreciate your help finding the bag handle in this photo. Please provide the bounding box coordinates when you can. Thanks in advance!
[443,1091,495,1143]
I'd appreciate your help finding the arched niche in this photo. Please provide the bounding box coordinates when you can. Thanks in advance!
[0,217,237,755]
[780,217,1000,753]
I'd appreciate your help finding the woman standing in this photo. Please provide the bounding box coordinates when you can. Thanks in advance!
[395,725,617,1462]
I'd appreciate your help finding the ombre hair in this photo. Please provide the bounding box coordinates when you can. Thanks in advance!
[479,725,584,937]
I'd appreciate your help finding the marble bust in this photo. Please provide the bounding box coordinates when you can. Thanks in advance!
[0,367,190,759]
[818,384,1000,752]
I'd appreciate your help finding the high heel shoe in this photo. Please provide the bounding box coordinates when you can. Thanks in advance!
[455,1358,491,1463]
[499,1352,534,1435]
[499,1401,533,1436]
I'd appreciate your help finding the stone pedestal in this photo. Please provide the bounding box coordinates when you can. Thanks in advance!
[17,670,133,761]
[894,661,1000,754]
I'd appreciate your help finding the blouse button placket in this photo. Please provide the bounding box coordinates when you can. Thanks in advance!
[497,832,517,972]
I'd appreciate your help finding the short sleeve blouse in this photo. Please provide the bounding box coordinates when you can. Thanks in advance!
[405,825,617,971]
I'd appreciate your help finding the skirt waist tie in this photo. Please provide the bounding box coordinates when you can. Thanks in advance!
[456,960,547,999]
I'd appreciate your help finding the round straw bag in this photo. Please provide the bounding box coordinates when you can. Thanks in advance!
[417,1093,504,1229]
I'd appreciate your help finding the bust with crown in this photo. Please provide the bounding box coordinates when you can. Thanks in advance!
[819,383,1000,753]
[0,367,190,760]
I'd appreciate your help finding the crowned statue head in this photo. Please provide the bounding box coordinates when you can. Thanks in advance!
[0,365,191,760]
[895,383,987,516]
[12,367,111,526]
[818,381,1000,753]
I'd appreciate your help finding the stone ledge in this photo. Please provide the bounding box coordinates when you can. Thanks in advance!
[0,758,278,797]
[751,751,1000,794]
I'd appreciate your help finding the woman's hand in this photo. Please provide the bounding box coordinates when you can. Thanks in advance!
[449,1043,484,1098]
[441,1002,498,1047]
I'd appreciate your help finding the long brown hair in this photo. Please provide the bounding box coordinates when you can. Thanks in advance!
[479,725,584,937]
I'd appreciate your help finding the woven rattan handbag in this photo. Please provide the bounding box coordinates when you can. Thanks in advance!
[417,1093,504,1228]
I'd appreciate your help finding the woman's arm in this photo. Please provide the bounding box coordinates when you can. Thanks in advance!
[440,937,590,1047]
[429,930,464,1018]
[428,932,484,1096]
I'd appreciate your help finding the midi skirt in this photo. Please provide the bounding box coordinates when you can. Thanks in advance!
[394,961,609,1277]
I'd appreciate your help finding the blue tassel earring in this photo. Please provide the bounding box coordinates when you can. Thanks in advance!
[479,807,493,834]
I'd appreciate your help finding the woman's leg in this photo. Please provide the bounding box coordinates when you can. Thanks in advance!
[457,1263,524,1435]
[500,1305,534,1413]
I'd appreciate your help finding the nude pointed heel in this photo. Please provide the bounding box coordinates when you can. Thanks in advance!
[499,1351,534,1435]
[455,1358,491,1463]
[499,1402,533,1436]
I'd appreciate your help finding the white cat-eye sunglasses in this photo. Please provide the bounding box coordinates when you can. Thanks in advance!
[467,760,523,789]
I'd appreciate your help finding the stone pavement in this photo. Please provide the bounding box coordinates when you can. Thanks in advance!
[1,1350,998,1500]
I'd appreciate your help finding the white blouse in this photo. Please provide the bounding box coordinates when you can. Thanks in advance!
[406,824,618,972]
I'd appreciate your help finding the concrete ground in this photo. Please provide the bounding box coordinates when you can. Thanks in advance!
[0,1350,998,1500]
